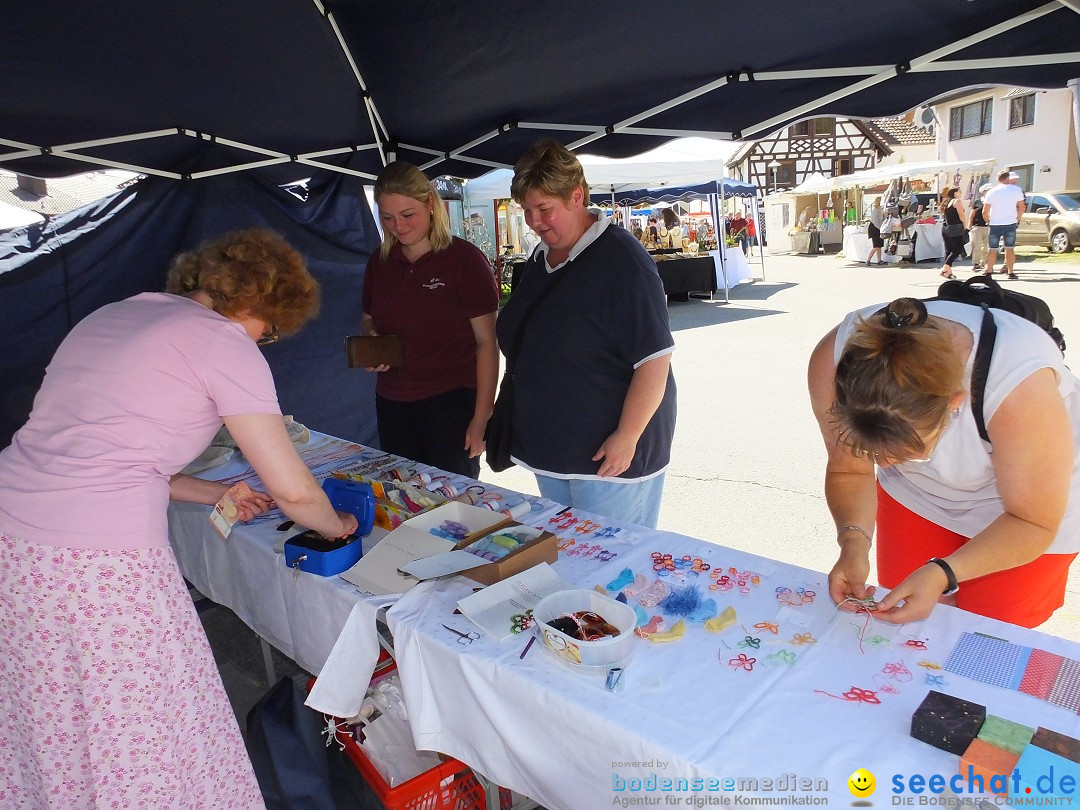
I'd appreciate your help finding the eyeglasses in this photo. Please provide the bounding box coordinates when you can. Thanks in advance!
[256,325,279,347]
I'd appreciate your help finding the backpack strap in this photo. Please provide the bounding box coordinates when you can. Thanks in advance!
[970,305,997,444]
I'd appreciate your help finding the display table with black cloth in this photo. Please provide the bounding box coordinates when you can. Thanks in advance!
[654,255,716,300]
[169,431,1080,810]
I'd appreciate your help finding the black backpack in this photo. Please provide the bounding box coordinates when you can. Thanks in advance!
[934,275,1066,443]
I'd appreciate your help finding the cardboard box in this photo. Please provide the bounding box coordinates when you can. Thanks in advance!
[340,501,556,595]
[412,501,557,586]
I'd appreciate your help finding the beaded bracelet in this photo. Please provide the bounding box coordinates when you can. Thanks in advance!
[837,524,873,546]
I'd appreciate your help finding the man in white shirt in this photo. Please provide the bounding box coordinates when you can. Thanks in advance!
[981,170,1027,280]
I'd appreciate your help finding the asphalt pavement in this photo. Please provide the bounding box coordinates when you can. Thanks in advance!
[479,246,1080,643]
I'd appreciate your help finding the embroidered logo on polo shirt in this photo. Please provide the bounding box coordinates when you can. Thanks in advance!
[422,277,445,289]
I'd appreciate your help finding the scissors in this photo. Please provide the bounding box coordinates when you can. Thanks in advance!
[441,624,479,646]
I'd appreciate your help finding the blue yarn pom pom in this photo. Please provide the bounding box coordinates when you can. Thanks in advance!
[658,584,703,617]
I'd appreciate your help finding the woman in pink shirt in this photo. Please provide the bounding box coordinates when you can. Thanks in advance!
[0,229,356,809]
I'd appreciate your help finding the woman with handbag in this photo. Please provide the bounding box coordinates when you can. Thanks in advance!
[865,197,884,266]
[938,186,968,280]
[362,161,500,478]
[493,139,677,528]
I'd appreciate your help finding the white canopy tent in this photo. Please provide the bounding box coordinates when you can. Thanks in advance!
[462,137,741,201]
[463,137,760,299]
[788,158,998,194]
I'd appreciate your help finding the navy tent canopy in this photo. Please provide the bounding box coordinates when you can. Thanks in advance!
[2,1,1079,447]
[2,1,1079,182]
[593,181,757,207]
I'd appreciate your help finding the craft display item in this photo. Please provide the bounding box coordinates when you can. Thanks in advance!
[910,690,986,755]
[958,739,1018,793]
[977,715,1034,756]
[465,526,544,562]
[546,611,621,642]
[1031,727,1080,763]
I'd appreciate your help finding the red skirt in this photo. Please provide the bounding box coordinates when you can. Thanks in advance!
[876,484,1075,628]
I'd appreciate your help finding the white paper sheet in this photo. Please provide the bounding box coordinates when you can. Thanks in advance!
[456,562,573,641]
[399,549,491,579]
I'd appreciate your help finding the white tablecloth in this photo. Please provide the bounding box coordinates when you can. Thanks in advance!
[843,223,947,263]
[386,531,1080,809]
[712,247,753,289]
[170,433,1080,809]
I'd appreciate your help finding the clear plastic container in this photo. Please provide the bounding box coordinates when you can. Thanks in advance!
[532,589,637,671]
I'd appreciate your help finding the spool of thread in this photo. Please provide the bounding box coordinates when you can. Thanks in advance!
[454,490,482,507]
[500,500,531,520]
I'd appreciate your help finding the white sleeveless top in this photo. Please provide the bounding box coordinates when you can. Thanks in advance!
[835,300,1080,554]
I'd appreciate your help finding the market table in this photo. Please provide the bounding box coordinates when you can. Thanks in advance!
[654,255,716,300]
[170,433,1080,810]
[844,223,947,263]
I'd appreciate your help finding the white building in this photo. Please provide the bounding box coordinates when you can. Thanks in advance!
[927,86,1080,192]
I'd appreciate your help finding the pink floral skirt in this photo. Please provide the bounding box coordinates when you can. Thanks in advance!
[0,532,265,809]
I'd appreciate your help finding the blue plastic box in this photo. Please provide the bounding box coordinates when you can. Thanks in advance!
[283,478,375,576]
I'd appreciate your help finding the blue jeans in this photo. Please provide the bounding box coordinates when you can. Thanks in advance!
[535,473,666,529]
[988,223,1017,249]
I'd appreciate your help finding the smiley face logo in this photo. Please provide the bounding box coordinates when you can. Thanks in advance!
[848,768,876,798]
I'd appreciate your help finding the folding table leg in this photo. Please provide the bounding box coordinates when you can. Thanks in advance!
[259,637,276,684]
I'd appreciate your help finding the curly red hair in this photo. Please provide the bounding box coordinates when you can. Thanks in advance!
[165,228,319,335]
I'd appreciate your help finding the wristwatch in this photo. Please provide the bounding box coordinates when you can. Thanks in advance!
[927,557,959,596]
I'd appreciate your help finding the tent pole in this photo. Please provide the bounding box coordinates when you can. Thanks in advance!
[751,195,766,281]
[710,187,729,304]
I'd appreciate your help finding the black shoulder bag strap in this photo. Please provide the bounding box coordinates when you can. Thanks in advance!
[503,256,578,374]
[970,305,997,444]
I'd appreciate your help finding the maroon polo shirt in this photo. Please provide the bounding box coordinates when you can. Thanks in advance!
[361,236,499,401]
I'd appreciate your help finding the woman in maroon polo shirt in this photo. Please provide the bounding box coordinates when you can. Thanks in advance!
[362,161,500,477]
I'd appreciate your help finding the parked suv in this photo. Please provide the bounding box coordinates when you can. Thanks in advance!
[1018,191,1080,253]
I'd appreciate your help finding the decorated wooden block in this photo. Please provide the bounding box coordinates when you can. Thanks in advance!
[1032,727,1080,764]
[960,739,1019,793]
[911,690,986,755]
[977,715,1034,757]
[1011,744,1079,802]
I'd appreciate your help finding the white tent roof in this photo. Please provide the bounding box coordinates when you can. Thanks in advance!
[791,172,832,194]
[463,137,741,202]
[786,158,998,195]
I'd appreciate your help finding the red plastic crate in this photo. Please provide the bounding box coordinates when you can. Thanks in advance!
[309,657,487,810]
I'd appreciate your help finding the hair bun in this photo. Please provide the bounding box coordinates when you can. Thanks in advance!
[883,298,928,329]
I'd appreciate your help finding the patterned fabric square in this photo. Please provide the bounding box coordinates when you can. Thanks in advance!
[943,632,1030,689]
[1047,658,1080,713]
[1020,649,1065,700]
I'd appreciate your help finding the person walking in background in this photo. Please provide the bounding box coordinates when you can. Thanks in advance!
[729,209,749,255]
[938,186,968,280]
[0,229,359,809]
[865,196,884,266]
[362,161,500,478]
[982,170,1026,280]
[968,182,990,271]
[496,139,677,528]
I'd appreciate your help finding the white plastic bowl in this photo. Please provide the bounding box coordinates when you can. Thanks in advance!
[532,588,636,671]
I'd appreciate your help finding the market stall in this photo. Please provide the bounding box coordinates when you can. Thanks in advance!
[771,159,996,262]
[171,430,1080,810]
[464,138,757,301]
[594,179,760,301]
